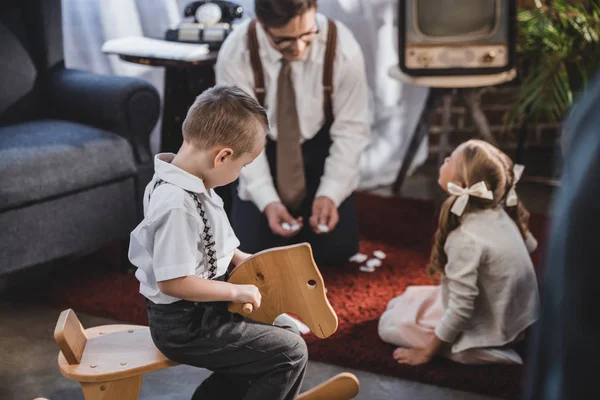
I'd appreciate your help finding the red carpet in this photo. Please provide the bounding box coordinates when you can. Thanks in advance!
[21,192,549,399]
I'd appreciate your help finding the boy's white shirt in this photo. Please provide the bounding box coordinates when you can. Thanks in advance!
[435,207,540,353]
[129,153,240,304]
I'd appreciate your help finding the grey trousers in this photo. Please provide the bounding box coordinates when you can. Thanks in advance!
[145,293,308,400]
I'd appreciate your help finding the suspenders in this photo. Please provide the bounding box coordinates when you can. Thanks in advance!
[323,19,337,124]
[150,179,218,280]
[248,20,266,108]
[247,18,338,125]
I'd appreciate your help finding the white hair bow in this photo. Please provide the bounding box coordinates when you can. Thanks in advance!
[447,181,494,216]
[506,164,525,207]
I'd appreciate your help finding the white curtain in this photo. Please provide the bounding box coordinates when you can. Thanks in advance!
[62,0,181,153]
[61,0,429,189]
[318,0,430,189]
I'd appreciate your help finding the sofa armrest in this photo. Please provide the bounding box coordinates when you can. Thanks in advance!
[45,68,160,163]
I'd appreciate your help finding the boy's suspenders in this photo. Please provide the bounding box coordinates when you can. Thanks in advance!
[150,179,218,280]
[247,18,338,124]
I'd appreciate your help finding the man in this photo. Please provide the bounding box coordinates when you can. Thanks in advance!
[216,0,371,265]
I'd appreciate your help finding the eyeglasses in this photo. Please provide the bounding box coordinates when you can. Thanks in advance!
[265,20,320,50]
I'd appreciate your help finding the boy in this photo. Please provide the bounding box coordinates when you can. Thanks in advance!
[129,84,308,400]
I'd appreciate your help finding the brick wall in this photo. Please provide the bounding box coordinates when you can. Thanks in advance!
[426,86,561,155]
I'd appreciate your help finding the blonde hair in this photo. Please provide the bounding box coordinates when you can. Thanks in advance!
[182,84,269,158]
[428,140,531,278]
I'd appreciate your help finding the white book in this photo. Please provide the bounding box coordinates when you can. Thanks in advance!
[102,36,210,61]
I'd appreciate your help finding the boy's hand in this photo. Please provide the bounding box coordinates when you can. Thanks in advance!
[232,284,261,309]
[264,202,303,238]
[310,196,339,234]
[232,249,251,266]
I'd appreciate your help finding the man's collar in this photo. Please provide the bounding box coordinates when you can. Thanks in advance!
[154,153,208,195]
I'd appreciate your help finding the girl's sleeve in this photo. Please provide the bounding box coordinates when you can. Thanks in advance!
[434,231,483,343]
[525,231,538,253]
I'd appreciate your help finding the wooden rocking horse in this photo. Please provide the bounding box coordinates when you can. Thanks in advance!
[54,243,360,400]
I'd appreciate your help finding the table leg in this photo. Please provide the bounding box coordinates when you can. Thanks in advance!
[160,65,216,154]
[160,64,233,214]
[463,88,498,147]
[516,112,529,164]
[392,89,441,194]
[437,90,454,168]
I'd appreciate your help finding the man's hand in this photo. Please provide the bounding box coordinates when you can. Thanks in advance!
[309,196,339,234]
[264,202,303,238]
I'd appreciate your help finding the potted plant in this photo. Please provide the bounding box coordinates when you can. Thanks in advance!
[509,0,600,127]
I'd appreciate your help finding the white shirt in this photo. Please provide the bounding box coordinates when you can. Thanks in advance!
[215,14,371,210]
[434,208,540,353]
[128,153,240,304]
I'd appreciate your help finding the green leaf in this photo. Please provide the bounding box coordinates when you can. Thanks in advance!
[511,0,600,126]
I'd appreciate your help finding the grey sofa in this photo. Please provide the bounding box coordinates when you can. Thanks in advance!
[0,0,160,275]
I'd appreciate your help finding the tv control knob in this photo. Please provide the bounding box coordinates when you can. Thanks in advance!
[482,51,496,64]
[417,53,433,67]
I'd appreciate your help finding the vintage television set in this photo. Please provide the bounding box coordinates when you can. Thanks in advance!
[398,0,516,77]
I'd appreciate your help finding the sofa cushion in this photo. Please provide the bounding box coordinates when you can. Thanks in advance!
[0,21,37,118]
[0,120,137,211]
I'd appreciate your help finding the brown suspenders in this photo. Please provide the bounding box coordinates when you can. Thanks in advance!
[322,19,337,124]
[247,18,338,124]
[247,20,266,108]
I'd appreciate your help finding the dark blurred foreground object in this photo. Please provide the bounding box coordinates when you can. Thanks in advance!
[524,72,600,399]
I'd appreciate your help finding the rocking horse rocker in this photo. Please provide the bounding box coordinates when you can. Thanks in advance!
[54,243,360,399]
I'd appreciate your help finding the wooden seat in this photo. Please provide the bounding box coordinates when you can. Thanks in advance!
[54,309,178,399]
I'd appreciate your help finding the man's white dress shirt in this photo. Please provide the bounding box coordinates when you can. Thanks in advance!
[215,14,371,210]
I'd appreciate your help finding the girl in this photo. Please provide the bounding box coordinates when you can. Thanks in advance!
[378,140,540,365]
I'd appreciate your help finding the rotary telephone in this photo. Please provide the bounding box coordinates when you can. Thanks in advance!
[166,1,244,50]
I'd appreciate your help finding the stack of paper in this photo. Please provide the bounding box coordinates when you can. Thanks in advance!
[102,36,210,61]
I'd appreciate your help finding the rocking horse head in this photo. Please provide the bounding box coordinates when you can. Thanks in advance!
[228,243,339,339]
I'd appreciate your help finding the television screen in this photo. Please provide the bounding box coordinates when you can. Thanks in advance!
[416,0,497,38]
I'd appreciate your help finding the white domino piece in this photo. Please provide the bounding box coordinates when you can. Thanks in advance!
[349,253,368,263]
[290,223,300,231]
[359,265,376,273]
[317,224,330,233]
[281,222,292,231]
[366,258,382,268]
[373,250,387,260]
